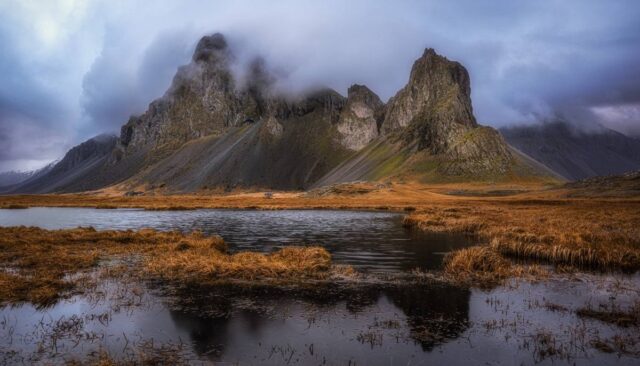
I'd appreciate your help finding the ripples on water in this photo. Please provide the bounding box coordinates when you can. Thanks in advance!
[0,207,470,272]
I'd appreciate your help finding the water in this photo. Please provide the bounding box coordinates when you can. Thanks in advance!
[2,275,638,365]
[0,207,470,272]
[1,208,639,365]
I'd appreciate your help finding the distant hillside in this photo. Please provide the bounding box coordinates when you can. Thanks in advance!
[0,170,36,187]
[9,134,117,193]
[0,164,54,190]
[500,122,640,181]
[11,33,556,194]
[563,170,640,197]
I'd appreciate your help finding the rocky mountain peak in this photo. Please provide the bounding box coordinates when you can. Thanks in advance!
[192,33,229,62]
[334,84,383,150]
[346,84,383,108]
[381,48,477,153]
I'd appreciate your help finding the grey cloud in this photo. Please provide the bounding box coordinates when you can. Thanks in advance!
[80,29,194,134]
[1,0,640,172]
[0,19,73,171]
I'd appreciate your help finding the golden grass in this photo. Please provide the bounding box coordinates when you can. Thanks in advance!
[2,204,28,209]
[443,246,547,286]
[147,244,332,282]
[404,199,640,271]
[0,181,559,211]
[0,226,340,307]
[1,181,639,276]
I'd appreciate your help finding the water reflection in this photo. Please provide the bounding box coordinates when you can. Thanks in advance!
[166,283,471,364]
[0,207,471,272]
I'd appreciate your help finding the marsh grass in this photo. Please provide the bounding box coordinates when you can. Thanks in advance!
[0,226,342,307]
[145,240,333,282]
[144,205,198,211]
[576,302,640,328]
[443,246,547,287]
[405,200,640,272]
[95,204,117,209]
[2,204,28,209]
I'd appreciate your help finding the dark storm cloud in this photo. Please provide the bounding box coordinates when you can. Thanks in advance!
[80,30,194,134]
[1,0,640,172]
[0,17,73,171]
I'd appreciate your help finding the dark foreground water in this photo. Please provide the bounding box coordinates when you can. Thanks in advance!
[1,208,639,365]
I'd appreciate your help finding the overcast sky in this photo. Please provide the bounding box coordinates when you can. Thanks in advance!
[1,0,639,172]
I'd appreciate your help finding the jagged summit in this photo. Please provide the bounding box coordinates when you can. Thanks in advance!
[192,33,228,62]
[382,48,476,152]
[11,34,556,193]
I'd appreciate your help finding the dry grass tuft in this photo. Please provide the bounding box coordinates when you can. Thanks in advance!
[443,246,547,287]
[3,204,28,209]
[144,205,197,211]
[491,239,640,272]
[147,245,332,282]
[95,204,117,209]
[0,226,340,307]
[576,302,640,328]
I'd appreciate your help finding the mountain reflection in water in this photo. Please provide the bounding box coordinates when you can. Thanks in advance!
[167,283,470,364]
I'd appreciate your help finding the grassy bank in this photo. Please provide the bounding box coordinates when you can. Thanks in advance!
[0,227,345,307]
[2,182,639,284]
[441,246,547,287]
[404,199,640,276]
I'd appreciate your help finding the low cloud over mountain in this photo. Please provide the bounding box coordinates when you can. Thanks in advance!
[1,1,639,171]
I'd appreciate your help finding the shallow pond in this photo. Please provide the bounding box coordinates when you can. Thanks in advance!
[0,207,469,272]
[1,208,639,365]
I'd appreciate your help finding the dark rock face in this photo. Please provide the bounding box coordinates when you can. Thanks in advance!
[192,33,228,62]
[15,34,551,193]
[373,48,514,177]
[116,33,245,159]
[501,121,640,181]
[336,84,384,150]
[382,49,476,153]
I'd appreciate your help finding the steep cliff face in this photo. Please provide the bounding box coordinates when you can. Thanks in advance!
[115,34,257,161]
[315,49,549,185]
[382,49,476,152]
[336,84,383,150]
[13,33,555,193]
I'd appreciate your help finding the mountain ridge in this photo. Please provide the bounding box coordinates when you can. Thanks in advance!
[500,121,640,181]
[10,33,556,194]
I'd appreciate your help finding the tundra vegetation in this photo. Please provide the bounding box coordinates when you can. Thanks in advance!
[2,181,639,285]
[0,226,345,308]
[1,180,639,364]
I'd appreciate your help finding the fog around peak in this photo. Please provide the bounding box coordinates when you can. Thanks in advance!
[1,0,639,171]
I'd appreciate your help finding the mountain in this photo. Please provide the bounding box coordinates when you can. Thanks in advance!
[0,170,37,187]
[563,170,640,197]
[8,134,117,193]
[500,121,640,181]
[11,34,556,194]
[0,163,55,189]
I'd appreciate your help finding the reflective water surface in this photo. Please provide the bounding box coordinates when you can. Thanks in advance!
[0,207,470,272]
[1,208,639,365]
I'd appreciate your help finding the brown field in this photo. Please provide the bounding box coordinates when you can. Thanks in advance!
[404,196,640,272]
[1,181,639,285]
[0,227,343,307]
